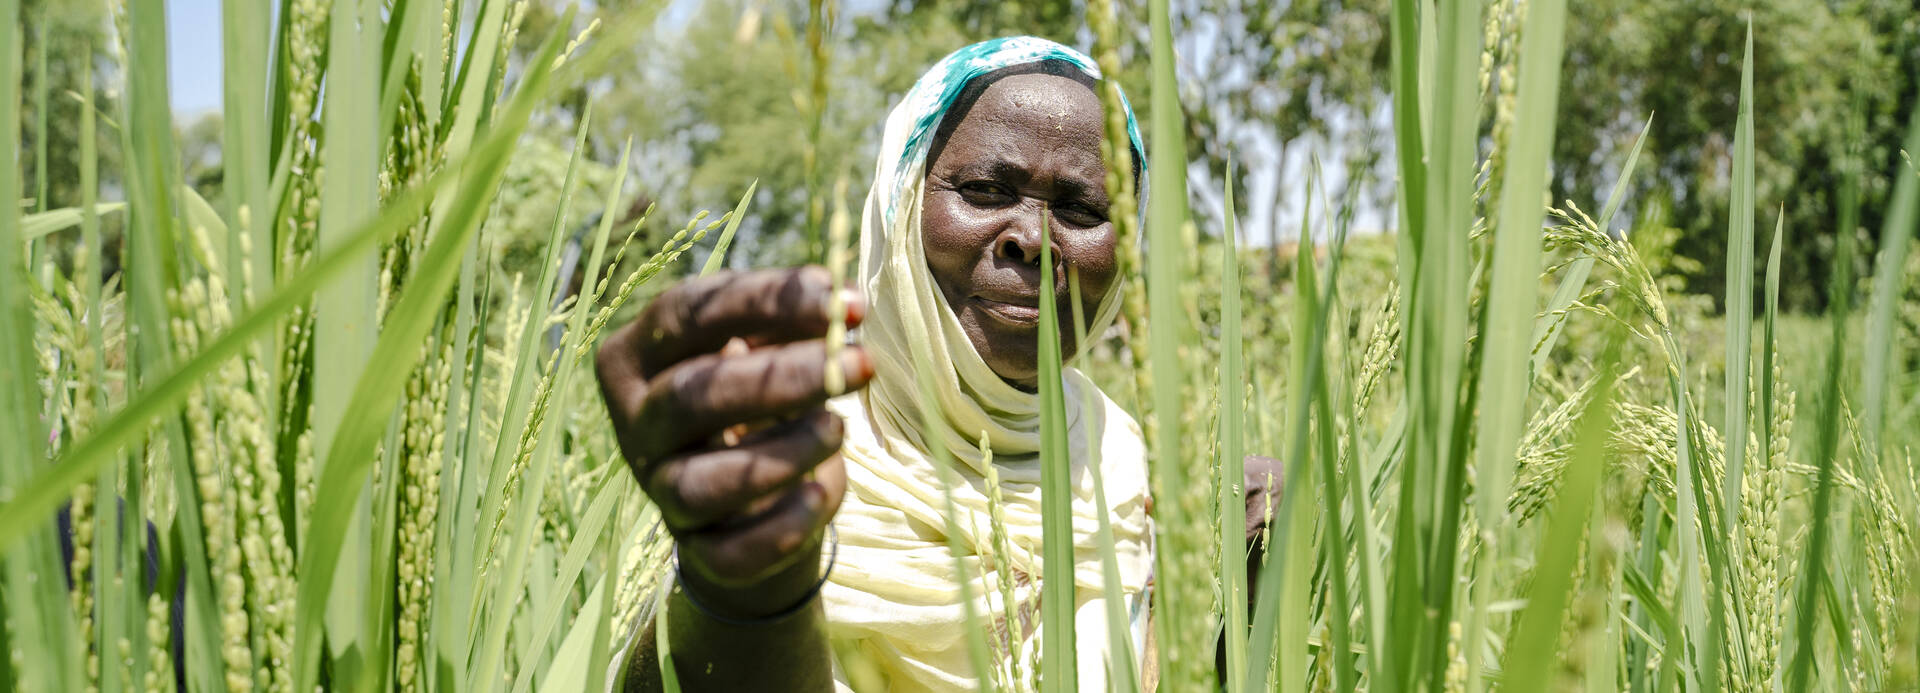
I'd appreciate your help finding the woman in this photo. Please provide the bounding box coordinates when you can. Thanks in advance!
[597,37,1274,691]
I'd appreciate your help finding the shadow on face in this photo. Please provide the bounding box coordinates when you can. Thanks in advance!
[920,64,1119,391]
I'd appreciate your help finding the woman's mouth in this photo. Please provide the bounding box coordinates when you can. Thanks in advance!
[973,296,1040,326]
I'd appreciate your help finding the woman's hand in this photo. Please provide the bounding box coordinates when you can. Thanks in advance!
[595,266,872,620]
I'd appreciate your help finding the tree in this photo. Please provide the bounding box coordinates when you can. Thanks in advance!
[1552,0,1920,309]
[18,0,117,212]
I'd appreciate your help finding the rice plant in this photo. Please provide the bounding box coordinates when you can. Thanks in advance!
[4,0,1919,692]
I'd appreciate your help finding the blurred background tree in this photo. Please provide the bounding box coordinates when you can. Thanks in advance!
[17,0,117,212]
[1552,0,1920,310]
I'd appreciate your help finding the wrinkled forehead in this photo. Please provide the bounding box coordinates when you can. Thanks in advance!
[926,68,1105,171]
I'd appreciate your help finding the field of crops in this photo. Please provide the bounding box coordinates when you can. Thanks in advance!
[3,0,1918,691]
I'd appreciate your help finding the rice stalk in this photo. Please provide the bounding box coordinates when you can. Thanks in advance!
[1086,0,1152,428]
[1037,214,1075,692]
[1143,0,1211,687]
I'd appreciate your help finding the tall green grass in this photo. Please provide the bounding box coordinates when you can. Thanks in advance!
[5,1,1920,692]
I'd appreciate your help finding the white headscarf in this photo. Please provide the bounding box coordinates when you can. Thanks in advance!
[821,36,1153,692]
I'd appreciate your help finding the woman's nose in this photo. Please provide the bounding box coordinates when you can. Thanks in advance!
[992,212,1046,266]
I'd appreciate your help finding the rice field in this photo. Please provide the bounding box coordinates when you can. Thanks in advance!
[2,0,1918,692]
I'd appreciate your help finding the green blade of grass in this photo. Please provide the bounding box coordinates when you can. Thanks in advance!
[1342,349,1392,691]
[700,180,758,277]
[1785,88,1867,693]
[906,313,998,691]
[1861,95,1920,456]
[538,579,609,693]
[1246,236,1319,690]
[1759,204,1783,508]
[514,471,624,693]
[375,0,430,163]
[222,0,272,308]
[1248,197,1342,691]
[1144,0,1204,687]
[1217,161,1249,693]
[1467,0,1569,684]
[0,1,78,688]
[1068,268,1141,693]
[1409,0,1483,686]
[1312,313,1355,692]
[29,3,47,216]
[115,2,227,688]
[1502,334,1624,691]
[654,562,684,693]
[1038,216,1077,693]
[1713,28,1759,687]
[19,203,128,240]
[436,226,503,688]
[312,0,386,672]
[1664,353,1708,692]
[477,106,618,693]
[582,493,628,693]
[312,0,384,473]
[1722,22,1759,524]
[439,0,507,148]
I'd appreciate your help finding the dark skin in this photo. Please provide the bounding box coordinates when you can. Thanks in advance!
[599,70,1276,692]
[921,71,1118,390]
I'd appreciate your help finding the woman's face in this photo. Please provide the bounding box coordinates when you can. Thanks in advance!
[921,71,1118,391]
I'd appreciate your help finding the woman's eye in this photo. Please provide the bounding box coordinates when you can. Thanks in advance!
[958,182,1014,205]
[1055,204,1107,227]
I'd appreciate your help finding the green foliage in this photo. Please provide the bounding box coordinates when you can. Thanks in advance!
[1555,0,1920,310]
[7,3,1920,693]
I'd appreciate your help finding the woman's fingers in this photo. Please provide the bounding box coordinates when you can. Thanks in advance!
[678,453,847,587]
[648,408,844,531]
[622,266,863,378]
[613,340,872,464]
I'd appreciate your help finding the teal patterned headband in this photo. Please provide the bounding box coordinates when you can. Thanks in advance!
[889,36,1148,222]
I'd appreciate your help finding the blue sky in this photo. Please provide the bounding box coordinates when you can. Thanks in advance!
[164,0,710,117]
[166,0,223,117]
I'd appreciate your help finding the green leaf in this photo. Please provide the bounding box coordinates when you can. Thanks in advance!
[1785,60,1866,693]
[1144,0,1205,687]
[539,581,609,693]
[1861,85,1920,455]
[1468,0,1569,681]
[1503,334,1624,690]
[18,203,126,240]
[1217,159,1249,693]
[1713,27,1759,688]
[0,2,79,689]
[1038,216,1077,693]
[700,180,758,277]
[312,1,387,671]
[222,0,273,307]
[1067,268,1141,692]
[514,469,626,692]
